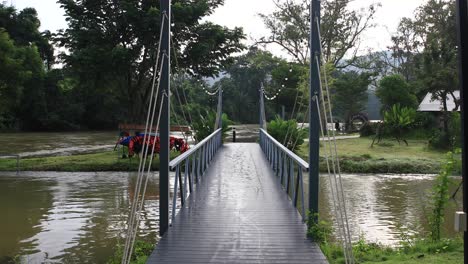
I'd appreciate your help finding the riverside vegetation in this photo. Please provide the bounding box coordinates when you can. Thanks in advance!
[0,132,449,173]
[298,136,449,174]
[307,151,463,264]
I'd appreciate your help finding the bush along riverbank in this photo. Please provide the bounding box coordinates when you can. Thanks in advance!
[107,240,154,264]
[0,151,180,172]
[307,151,463,263]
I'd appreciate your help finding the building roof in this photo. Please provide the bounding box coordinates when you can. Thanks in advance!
[418,91,460,112]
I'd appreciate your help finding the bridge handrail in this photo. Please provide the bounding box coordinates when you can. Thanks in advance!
[259,129,308,219]
[259,129,309,171]
[169,128,223,224]
[170,128,222,169]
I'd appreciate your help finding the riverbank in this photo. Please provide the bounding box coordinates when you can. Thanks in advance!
[0,137,450,173]
[298,137,448,174]
[0,151,179,171]
[322,237,464,264]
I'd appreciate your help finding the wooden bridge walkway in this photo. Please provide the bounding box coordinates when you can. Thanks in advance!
[147,143,327,263]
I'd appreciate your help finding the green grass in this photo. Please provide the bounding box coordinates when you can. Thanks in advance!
[0,151,180,171]
[321,237,463,264]
[107,240,154,264]
[298,137,449,174]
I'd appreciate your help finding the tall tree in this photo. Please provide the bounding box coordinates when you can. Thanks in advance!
[0,4,54,68]
[258,0,379,67]
[217,48,304,123]
[377,74,418,112]
[55,0,245,127]
[332,70,372,131]
[0,29,27,128]
[0,3,56,130]
[390,0,458,135]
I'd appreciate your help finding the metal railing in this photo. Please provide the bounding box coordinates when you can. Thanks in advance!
[259,129,308,219]
[0,154,20,174]
[169,128,223,223]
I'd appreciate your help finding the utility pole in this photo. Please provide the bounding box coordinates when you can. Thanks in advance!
[309,0,320,216]
[259,83,266,129]
[159,0,171,237]
[456,0,468,261]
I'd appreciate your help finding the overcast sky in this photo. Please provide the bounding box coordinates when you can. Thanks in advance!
[10,0,428,57]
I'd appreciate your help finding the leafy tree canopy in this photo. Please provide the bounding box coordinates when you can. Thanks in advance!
[377,74,418,112]
[0,3,54,69]
[332,70,372,130]
[55,0,245,125]
[258,0,379,67]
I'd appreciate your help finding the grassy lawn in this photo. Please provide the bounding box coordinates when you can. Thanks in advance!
[322,237,464,264]
[0,151,180,171]
[298,137,450,174]
[362,251,463,264]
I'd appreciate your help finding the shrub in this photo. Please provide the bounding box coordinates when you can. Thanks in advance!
[267,116,307,152]
[359,122,377,137]
[192,111,232,142]
[372,104,416,146]
[429,112,461,150]
[306,212,332,244]
[429,150,460,241]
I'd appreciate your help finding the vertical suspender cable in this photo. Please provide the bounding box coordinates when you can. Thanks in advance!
[122,12,167,264]
[315,15,354,263]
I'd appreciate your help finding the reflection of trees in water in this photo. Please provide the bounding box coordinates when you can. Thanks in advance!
[0,177,54,258]
[58,174,159,263]
[317,175,463,244]
[374,178,425,234]
[127,174,159,201]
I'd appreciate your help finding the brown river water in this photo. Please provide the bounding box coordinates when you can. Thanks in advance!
[0,171,462,263]
[0,130,463,263]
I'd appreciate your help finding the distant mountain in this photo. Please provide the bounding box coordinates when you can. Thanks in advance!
[204,72,229,86]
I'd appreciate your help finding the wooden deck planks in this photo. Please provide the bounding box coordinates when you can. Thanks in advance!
[147,143,327,264]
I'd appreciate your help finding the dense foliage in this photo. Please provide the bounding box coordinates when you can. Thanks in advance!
[191,112,232,142]
[332,71,372,131]
[377,75,418,112]
[55,0,245,128]
[0,2,245,130]
[267,116,307,152]
[0,4,75,130]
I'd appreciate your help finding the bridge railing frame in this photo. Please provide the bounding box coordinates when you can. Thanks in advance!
[168,128,222,223]
[259,129,308,219]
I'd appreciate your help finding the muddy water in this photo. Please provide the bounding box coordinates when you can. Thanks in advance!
[0,172,166,263]
[318,174,462,244]
[0,131,117,157]
[0,171,462,263]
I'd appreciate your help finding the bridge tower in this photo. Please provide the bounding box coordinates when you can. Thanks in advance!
[309,0,321,216]
[159,0,171,236]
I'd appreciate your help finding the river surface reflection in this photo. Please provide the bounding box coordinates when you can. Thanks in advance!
[0,171,462,263]
[0,172,164,263]
[318,174,462,244]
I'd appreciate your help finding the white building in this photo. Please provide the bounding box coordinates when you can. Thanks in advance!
[418,91,460,112]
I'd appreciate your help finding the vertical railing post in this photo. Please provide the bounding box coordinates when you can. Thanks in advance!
[184,159,189,195]
[456,0,468,259]
[159,0,171,236]
[191,155,196,185]
[172,165,179,223]
[309,0,321,218]
[187,158,193,193]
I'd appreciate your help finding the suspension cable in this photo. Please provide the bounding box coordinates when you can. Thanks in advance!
[121,12,167,264]
[315,16,354,264]
[170,33,192,126]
